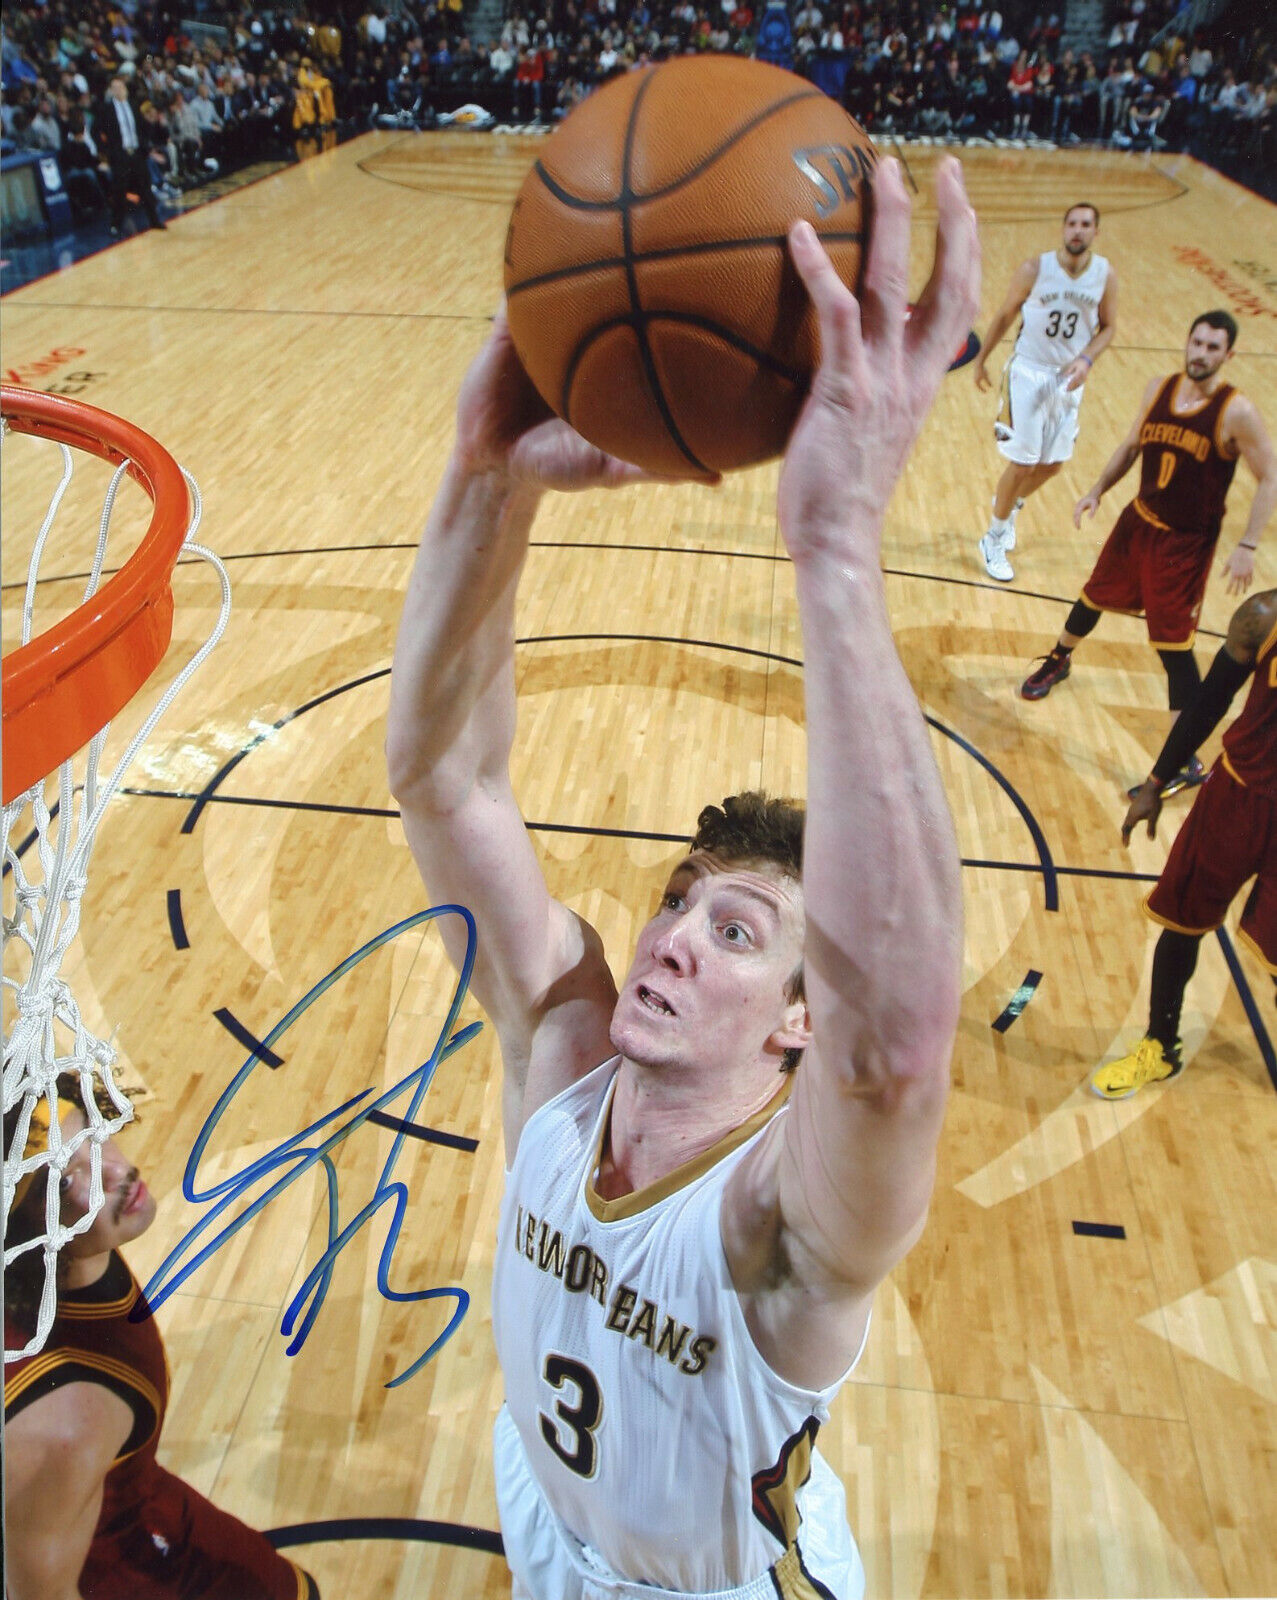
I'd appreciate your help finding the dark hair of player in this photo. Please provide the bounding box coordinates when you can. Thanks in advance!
[691,791,804,879]
[1189,309,1239,349]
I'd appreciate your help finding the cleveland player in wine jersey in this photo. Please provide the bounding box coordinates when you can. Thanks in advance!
[4,1086,319,1600]
[1089,587,1277,1097]
[388,160,978,1599]
[973,202,1117,581]
[1020,311,1277,789]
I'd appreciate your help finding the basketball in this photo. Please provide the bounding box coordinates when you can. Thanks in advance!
[502,57,877,477]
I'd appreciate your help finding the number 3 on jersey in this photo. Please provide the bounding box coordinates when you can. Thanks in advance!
[539,1354,603,1478]
[1044,310,1078,340]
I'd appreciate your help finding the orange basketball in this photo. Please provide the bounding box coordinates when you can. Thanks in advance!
[503,57,876,477]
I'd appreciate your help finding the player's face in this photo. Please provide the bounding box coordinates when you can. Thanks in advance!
[1183,324,1232,382]
[611,854,806,1076]
[56,1107,157,1262]
[1061,208,1097,256]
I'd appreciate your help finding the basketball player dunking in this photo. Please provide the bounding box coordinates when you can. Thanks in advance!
[974,202,1118,582]
[1020,311,1277,797]
[387,159,980,1600]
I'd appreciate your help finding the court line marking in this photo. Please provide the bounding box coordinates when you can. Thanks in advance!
[1215,926,1277,1088]
[268,1515,502,1555]
[167,887,189,950]
[367,1110,479,1154]
[214,1005,284,1069]
[133,636,1057,909]
[0,548,1230,641]
[0,298,492,321]
[8,301,1274,356]
[992,969,1043,1032]
[1072,1220,1127,1239]
[116,790,1272,1077]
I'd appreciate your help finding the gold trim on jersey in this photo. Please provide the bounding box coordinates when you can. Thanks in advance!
[1142,896,1220,938]
[4,1346,162,1461]
[1166,375,1222,420]
[752,1416,820,1549]
[585,1075,793,1222]
[1220,750,1247,787]
[1255,614,1277,666]
[1237,924,1277,975]
[1078,585,1142,618]
[771,1539,838,1600]
[1132,498,1172,532]
[1214,387,1238,456]
[59,1280,140,1320]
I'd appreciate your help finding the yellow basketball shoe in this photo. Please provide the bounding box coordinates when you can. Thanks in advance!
[1090,1037,1184,1100]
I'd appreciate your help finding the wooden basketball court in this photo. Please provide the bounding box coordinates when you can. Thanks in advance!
[3,131,1275,1599]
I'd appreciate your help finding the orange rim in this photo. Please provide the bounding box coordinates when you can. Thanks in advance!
[2,385,189,805]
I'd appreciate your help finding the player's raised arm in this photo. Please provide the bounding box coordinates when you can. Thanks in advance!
[1074,371,1162,524]
[1219,394,1277,594]
[745,159,978,1358]
[972,254,1036,391]
[386,316,672,1146]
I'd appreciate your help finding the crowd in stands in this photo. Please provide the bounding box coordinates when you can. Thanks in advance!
[1,3,342,230]
[2,0,1274,235]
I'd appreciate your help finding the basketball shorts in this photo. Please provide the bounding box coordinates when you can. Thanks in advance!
[494,1405,865,1600]
[1081,501,1215,649]
[995,356,1083,466]
[1146,758,1277,972]
[79,1462,315,1600]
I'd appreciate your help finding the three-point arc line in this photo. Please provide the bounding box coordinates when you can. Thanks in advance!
[213,1005,284,1069]
[267,1517,503,1556]
[167,888,189,950]
[368,1110,479,1154]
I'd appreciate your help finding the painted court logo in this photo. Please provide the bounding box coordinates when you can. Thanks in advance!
[1173,246,1277,320]
[5,346,106,393]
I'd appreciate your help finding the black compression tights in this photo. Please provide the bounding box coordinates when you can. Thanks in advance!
[1148,928,1201,1048]
[1063,600,1101,640]
[1157,648,1203,711]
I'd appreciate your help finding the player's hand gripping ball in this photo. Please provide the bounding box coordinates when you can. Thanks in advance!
[503,56,877,477]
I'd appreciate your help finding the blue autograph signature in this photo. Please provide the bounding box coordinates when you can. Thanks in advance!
[140,906,481,1387]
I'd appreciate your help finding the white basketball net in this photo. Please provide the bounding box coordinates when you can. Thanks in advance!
[3,428,231,1362]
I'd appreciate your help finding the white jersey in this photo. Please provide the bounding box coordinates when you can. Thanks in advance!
[1013,249,1109,368]
[491,1059,868,1597]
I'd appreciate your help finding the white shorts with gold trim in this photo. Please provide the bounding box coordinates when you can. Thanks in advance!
[996,355,1085,466]
[494,1405,865,1600]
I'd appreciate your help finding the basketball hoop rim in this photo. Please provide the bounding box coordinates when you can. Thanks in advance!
[2,385,190,806]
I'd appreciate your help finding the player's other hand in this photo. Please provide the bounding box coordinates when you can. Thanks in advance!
[454,307,719,491]
[1122,779,1163,844]
[1073,490,1101,528]
[1060,357,1090,392]
[973,357,991,393]
[779,157,981,561]
[1221,543,1256,595]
